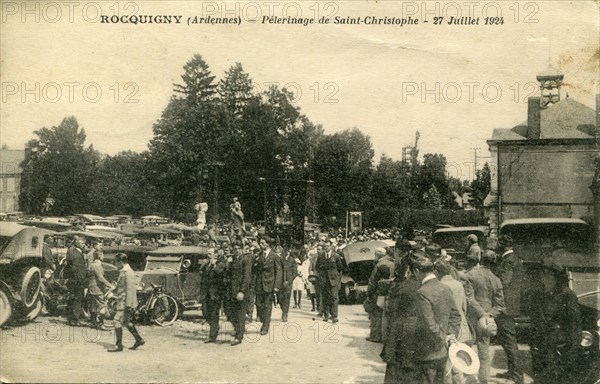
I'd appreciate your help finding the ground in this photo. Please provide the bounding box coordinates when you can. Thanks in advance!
[0,300,534,383]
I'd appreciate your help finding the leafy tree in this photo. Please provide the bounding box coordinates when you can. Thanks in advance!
[313,128,374,221]
[470,162,491,208]
[19,116,99,215]
[423,185,443,210]
[87,151,159,216]
[148,55,225,219]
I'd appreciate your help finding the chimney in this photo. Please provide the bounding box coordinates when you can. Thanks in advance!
[527,97,541,139]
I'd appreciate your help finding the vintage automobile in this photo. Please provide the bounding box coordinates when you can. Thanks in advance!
[577,290,600,383]
[340,240,394,304]
[432,226,488,261]
[499,218,600,338]
[135,245,210,318]
[0,222,56,326]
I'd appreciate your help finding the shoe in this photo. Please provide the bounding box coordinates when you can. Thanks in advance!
[323,317,329,322]
[496,372,524,384]
[366,337,381,343]
[332,318,339,323]
[68,321,84,327]
[311,308,316,312]
[292,305,297,308]
[260,330,268,335]
[204,338,216,343]
[129,339,145,350]
[97,325,110,331]
[108,345,123,352]
[282,316,288,322]
[231,339,242,346]
[298,304,302,309]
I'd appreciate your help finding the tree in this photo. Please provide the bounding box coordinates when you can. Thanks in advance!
[87,151,159,216]
[149,54,225,219]
[423,185,443,210]
[19,116,99,215]
[470,162,491,208]
[313,128,374,221]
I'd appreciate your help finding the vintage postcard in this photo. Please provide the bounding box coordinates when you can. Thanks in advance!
[1,1,599,383]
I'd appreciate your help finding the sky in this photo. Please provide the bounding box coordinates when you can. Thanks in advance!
[1,0,599,181]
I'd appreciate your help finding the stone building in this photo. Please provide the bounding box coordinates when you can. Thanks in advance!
[486,67,600,238]
[0,148,25,213]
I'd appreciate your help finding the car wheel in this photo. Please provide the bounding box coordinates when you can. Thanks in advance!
[20,295,43,322]
[20,267,41,308]
[150,294,179,326]
[0,289,13,327]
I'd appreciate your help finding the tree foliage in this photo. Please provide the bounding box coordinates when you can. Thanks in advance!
[19,116,99,215]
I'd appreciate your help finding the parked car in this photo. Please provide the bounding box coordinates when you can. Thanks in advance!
[0,222,56,326]
[499,218,600,338]
[135,245,210,317]
[432,226,488,262]
[576,290,600,383]
[340,240,393,304]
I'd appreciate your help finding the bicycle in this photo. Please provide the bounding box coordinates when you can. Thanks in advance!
[107,283,179,326]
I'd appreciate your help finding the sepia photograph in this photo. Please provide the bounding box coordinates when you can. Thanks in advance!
[0,1,599,383]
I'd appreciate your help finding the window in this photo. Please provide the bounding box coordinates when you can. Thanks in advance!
[6,177,15,192]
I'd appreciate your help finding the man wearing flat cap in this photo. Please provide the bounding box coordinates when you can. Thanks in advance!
[411,256,461,384]
[366,247,394,343]
[465,234,481,262]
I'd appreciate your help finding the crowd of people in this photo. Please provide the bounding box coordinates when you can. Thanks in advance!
[44,204,584,382]
[365,234,582,384]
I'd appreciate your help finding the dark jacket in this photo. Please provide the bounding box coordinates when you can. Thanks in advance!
[494,249,522,316]
[65,246,87,283]
[316,251,344,287]
[381,276,421,367]
[253,249,282,293]
[414,276,461,361]
[204,257,229,301]
[281,255,298,291]
[229,253,253,299]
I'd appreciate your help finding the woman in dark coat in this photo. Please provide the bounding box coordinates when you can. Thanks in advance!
[380,253,421,384]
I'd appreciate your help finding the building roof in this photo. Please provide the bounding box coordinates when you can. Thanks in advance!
[0,149,25,173]
[490,97,596,142]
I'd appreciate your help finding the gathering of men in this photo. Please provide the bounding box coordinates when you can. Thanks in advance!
[40,210,585,382]
[371,232,568,384]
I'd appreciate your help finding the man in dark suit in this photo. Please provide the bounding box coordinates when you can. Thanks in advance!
[278,247,298,322]
[228,241,253,345]
[204,246,229,343]
[412,256,461,384]
[316,239,344,323]
[65,236,88,326]
[253,237,282,335]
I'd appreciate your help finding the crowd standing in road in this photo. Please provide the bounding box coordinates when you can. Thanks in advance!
[36,211,585,382]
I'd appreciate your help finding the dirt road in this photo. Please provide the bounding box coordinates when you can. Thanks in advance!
[0,302,533,383]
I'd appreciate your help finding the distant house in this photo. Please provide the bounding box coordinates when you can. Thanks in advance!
[486,67,599,238]
[0,149,25,213]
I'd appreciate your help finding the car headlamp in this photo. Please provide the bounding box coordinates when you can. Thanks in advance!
[44,269,53,279]
[580,331,594,348]
[136,282,145,291]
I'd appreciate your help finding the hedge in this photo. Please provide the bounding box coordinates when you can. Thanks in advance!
[365,208,485,230]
